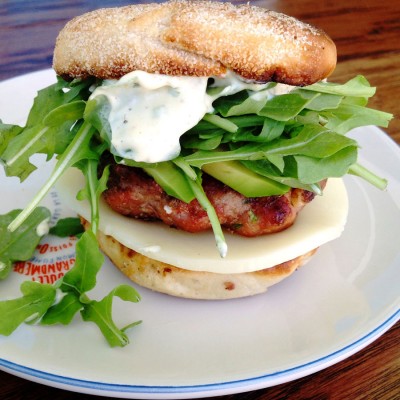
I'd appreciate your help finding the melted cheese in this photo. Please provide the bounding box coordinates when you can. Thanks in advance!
[56,168,348,274]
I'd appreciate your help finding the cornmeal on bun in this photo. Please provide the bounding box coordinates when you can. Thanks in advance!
[53,0,352,299]
[53,0,336,84]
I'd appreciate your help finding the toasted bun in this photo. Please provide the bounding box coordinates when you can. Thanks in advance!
[81,219,317,300]
[53,0,336,85]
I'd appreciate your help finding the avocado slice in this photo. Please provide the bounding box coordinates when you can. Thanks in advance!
[143,162,195,203]
[202,161,289,197]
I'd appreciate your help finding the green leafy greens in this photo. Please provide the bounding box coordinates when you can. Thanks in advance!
[49,217,85,237]
[0,207,51,280]
[0,73,392,346]
[0,78,141,346]
[183,75,391,193]
[42,231,141,347]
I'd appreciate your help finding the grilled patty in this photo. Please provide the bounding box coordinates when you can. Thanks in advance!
[102,163,319,237]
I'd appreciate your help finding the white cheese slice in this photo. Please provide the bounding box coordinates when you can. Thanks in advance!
[56,168,348,274]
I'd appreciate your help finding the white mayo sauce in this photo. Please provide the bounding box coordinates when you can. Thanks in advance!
[0,261,6,272]
[36,218,50,236]
[89,71,294,163]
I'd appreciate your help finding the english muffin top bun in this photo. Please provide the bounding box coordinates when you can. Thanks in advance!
[53,0,336,85]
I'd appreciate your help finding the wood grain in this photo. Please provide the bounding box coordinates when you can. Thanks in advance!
[332,54,400,143]
[0,0,399,399]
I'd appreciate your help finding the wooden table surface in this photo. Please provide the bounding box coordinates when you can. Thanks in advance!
[0,0,399,399]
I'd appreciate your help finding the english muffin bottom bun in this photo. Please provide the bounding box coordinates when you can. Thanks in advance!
[91,228,319,300]
[52,1,351,299]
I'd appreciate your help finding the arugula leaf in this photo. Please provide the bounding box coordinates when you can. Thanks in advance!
[302,75,376,97]
[212,90,249,116]
[49,217,85,237]
[0,207,51,280]
[258,119,286,142]
[43,101,86,127]
[225,90,273,116]
[40,292,83,325]
[41,230,141,346]
[240,159,323,193]
[57,231,141,346]
[349,163,388,190]
[25,77,94,128]
[184,126,357,166]
[321,103,393,134]
[61,230,104,295]
[225,119,285,143]
[2,106,86,180]
[7,121,97,232]
[84,96,112,145]
[0,281,56,335]
[202,113,238,133]
[184,171,227,258]
[55,76,96,103]
[258,92,319,121]
[173,156,198,180]
[76,156,109,234]
[264,126,358,158]
[0,121,23,156]
[298,91,343,111]
[181,133,223,150]
[81,285,141,347]
[1,79,94,181]
[294,146,357,183]
[1,125,59,180]
[25,81,70,128]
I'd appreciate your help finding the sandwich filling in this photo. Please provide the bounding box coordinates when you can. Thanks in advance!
[56,168,348,274]
[82,71,390,257]
[2,70,391,260]
[89,71,294,163]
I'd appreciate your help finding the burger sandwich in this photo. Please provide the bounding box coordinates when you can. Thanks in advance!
[1,1,393,301]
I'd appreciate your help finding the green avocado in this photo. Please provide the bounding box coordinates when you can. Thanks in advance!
[202,161,289,197]
[143,162,195,203]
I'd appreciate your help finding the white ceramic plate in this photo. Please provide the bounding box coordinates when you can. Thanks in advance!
[0,70,399,399]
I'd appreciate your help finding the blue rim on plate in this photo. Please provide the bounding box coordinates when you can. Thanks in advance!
[1,309,398,396]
